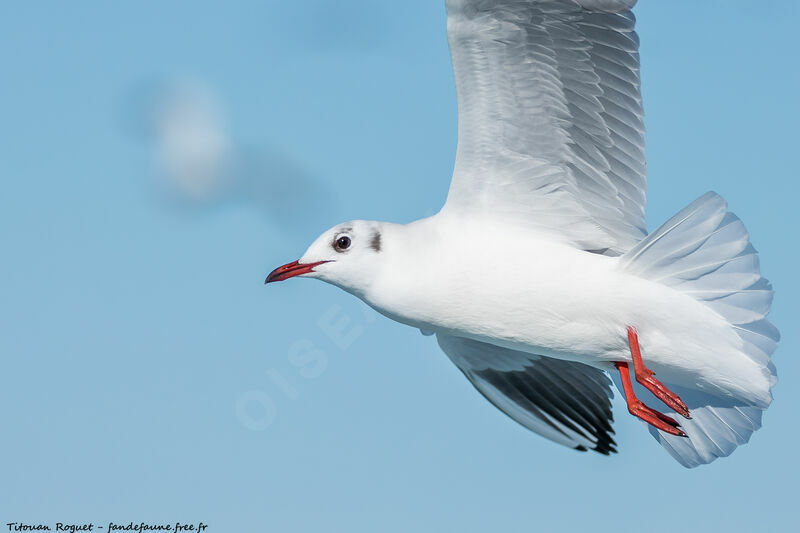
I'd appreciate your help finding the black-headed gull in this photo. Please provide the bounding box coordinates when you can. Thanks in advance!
[266,0,778,468]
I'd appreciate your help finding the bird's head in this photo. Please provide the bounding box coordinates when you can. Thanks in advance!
[265,220,386,296]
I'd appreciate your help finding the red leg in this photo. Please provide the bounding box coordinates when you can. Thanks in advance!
[615,362,687,437]
[627,326,691,419]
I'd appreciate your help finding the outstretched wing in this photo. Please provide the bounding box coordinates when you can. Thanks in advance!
[438,334,617,454]
[444,0,646,254]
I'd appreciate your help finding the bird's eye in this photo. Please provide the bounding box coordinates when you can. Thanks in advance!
[334,235,352,252]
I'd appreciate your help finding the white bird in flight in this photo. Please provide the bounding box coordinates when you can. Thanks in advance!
[266,0,778,467]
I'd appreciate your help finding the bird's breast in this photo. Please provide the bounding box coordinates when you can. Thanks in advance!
[364,236,630,362]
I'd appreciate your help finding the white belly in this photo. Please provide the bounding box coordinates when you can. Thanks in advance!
[365,233,766,404]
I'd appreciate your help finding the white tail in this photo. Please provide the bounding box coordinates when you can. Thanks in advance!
[617,192,779,467]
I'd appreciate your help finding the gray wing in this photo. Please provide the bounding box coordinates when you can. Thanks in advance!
[438,334,617,454]
[444,0,645,254]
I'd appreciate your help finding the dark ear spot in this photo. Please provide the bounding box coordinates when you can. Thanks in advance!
[370,231,381,252]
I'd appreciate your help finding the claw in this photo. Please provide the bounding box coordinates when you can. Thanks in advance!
[628,399,687,437]
[627,326,691,419]
[637,373,691,418]
[614,361,688,438]
[640,403,680,427]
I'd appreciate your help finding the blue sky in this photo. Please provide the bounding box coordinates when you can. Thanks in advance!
[1,1,798,531]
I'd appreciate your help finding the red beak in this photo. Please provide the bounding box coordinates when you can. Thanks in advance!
[265,260,330,284]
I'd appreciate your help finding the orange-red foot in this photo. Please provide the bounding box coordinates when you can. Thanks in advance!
[626,326,691,419]
[615,362,688,438]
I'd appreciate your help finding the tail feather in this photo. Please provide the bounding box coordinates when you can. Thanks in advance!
[610,373,765,468]
[655,391,764,468]
[734,319,779,378]
[619,192,778,467]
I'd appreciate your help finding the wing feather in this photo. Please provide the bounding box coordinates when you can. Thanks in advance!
[438,334,617,455]
[444,0,646,253]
